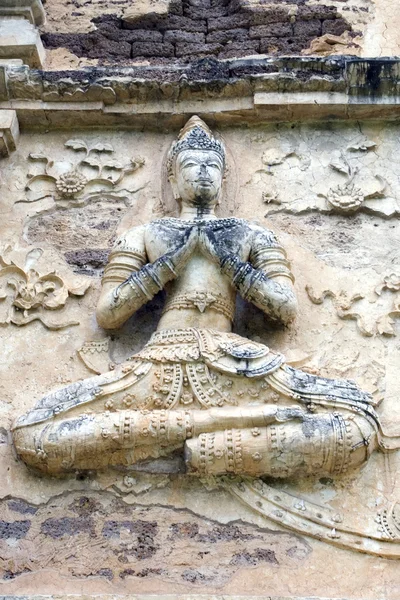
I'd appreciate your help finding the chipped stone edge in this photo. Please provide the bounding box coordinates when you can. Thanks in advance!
[0,109,19,157]
[0,0,46,26]
[0,57,399,130]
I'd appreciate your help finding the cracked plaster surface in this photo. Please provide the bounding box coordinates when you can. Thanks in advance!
[1,123,400,597]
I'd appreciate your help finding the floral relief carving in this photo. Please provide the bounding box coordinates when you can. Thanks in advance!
[326,180,365,213]
[259,134,397,217]
[321,151,387,214]
[0,250,90,329]
[306,271,400,337]
[17,139,145,209]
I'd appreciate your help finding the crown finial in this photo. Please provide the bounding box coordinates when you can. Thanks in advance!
[167,116,225,176]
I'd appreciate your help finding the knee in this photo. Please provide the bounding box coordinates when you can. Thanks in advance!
[12,424,49,473]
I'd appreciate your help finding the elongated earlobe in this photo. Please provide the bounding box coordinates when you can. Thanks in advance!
[168,174,180,201]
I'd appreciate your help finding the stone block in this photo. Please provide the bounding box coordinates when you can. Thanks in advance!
[0,65,7,100]
[298,5,338,20]
[125,29,163,43]
[162,15,207,32]
[175,42,223,57]
[123,0,171,23]
[206,28,249,44]
[0,0,45,26]
[259,37,285,54]
[322,18,351,36]
[85,34,132,59]
[122,15,163,30]
[123,15,207,33]
[218,40,260,59]
[208,14,251,32]
[249,23,293,39]
[259,37,302,54]
[0,18,45,67]
[99,24,163,43]
[131,42,175,58]
[185,0,211,7]
[0,109,19,156]
[293,19,322,38]
[169,0,184,16]
[184,5,229,20]
[164,30,205,44]
[249,7,291,26]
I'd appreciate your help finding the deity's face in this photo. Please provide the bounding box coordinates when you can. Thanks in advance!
[170,149,224,209]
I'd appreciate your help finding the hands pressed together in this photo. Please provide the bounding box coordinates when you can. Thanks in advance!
[166,223,232,275]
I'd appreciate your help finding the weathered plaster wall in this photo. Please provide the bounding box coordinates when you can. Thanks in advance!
[1,122,400,597]
[40,0,367,69]
[38,0,400,69]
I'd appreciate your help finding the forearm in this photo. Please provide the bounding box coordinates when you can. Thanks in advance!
[221,256,297,324]
[96,255,177,329]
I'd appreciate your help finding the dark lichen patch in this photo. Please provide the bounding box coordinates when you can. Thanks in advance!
[0,491,310,585]
[230,548,278,566]
[119,568,136,579]
[137,567,168,577]
[95,568,114,580]
[26,201,127,253]
[41,516,95,538]
[195,523,258,543]
[0,520,31,539]
[64,248,110,277]
[169,521,199,538]
[104,519,159,560]
[7,499,38,516]
[3,568,30,580]
[69,495,104,516]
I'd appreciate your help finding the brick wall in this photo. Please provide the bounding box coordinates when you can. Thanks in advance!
[41,0,355,63]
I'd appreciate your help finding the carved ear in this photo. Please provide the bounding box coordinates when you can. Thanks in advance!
[168,174,180,201]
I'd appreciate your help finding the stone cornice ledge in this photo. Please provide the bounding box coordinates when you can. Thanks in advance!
[1,56,400,129]
[0,0,45,26]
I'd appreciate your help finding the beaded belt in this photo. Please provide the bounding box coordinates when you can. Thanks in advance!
[162,291,235,322]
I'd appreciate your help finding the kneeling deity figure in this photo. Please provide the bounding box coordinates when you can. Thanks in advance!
[12,117,395,478]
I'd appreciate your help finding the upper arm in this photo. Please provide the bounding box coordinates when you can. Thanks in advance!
[249,224,295,288]
[101,226,147,293]
[96,226,148,329]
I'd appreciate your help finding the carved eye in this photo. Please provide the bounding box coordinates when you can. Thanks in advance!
[208,163,219,169]
[183,162,197,168]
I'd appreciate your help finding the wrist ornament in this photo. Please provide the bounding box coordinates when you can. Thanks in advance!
[113,254,178,306]
[221,255,262,299]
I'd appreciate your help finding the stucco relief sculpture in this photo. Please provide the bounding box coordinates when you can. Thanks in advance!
[12,117,400,479]
[18,138,145,209]
[0,250,90,329]
[306,271,400,337]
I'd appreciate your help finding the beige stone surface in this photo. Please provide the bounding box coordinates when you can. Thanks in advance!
[41,0,172,35]
[0,108,19,156]
[1,120,400,597]
[0,0,45,26]
[0,18,45,67]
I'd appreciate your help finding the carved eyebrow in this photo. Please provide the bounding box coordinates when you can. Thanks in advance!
[181,157,222,166]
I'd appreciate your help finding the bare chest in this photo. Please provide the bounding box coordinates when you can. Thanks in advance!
[144,218,253,263]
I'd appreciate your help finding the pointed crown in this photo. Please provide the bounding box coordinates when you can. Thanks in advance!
[167,116,225,176]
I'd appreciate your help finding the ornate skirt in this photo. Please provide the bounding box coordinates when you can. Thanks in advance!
[12,329,381,477]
